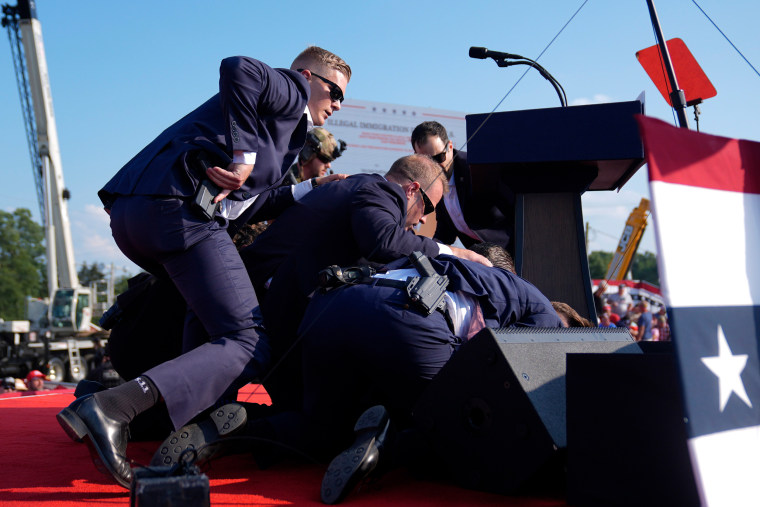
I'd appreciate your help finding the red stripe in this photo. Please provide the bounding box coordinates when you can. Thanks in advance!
[637,115,760,195]
[422,112,466,121]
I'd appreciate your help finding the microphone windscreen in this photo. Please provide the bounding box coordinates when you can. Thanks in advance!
[469,46,488,59]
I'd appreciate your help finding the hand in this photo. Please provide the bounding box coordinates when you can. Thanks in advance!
[207,162,254,203]
[449,246,493,267]
[315,173,348,186]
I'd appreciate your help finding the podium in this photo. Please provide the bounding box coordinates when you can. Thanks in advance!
[466,100,645,321]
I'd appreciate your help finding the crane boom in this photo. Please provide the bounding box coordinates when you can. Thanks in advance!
[604,198,650,281]
[2,0,79,294]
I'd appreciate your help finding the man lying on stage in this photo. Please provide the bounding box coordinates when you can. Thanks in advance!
[153,247,561,504]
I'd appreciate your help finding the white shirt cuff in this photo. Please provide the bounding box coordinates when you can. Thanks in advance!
[292,179,313,201]
[232,151,257,165]
[437,243,453,256]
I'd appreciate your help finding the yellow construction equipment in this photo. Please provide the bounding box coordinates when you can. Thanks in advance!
[605,198,650,280]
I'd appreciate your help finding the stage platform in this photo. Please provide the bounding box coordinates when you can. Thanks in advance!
[0,384,566,506]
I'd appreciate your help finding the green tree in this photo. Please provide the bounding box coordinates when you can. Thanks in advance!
[114,274,131,295]
[587,250,613,279]
[0,209,46,319]
[78,262,106,285]
[631,251,660,286]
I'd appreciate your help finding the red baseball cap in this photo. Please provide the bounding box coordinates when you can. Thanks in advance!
[25,370,46,383]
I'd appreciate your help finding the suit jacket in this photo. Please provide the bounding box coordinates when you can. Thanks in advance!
[383,254,562,328]
[434,150,514,250]
[98,57,309,227]
[242,173,442,302]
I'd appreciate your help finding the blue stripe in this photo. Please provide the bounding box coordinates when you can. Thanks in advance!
[670,305,760,438]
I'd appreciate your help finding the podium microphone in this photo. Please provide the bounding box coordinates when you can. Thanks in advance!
[469,46,567,107]
[469,46,522,61]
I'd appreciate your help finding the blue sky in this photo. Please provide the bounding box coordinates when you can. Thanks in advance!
[1,0,758,277]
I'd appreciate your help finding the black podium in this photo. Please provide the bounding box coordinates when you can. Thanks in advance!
[466,100,645,320]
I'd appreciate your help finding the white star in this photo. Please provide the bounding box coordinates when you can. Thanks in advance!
[701,325,752,412]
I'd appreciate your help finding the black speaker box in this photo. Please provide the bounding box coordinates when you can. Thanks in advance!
[566,348,699,506]
[413,327,641,495]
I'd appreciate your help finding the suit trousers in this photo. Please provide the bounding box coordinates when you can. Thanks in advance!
[109,195,270,428]
[268,283,459,460]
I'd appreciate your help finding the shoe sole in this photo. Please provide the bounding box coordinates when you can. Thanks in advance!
[56,407,131,488]
[150,403,247,467]
[321,405,389,505]
[212,403,247,436]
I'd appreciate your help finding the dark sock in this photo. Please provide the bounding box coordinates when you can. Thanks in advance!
[93,375,160,424]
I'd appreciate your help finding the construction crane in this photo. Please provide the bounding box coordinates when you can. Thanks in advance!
[1,0,111,382]
[2,0,92,331]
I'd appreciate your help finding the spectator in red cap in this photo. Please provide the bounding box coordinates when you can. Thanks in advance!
[628,322,639,340]
[25,370,46,392]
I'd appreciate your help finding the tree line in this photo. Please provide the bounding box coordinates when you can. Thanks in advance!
[587,250,660,286]
[0,208,130,320]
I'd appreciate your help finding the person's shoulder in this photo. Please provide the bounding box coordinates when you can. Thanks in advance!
[323,173,393,202]
[221,55,269,71]
[220,57,307,86]
[434,254,507,281]
[453,149,468,166]
[352,173,384,183]
[353,173,400,193]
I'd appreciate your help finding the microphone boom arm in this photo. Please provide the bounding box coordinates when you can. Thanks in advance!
[495,58,568,107]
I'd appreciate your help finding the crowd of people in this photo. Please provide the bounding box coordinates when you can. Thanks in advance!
[53,46,605,504]
[1,370,71,395]
[2,371,46,394]
[596,284,670,341]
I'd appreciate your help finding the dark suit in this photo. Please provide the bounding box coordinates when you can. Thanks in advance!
[99,57,310,429]
[434,150,514,250]
[240,173,443,410]
[269,254,562,459]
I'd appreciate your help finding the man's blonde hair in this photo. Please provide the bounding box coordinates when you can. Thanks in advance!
[291,46,352,81]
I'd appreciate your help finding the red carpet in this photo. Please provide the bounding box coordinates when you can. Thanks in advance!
[0,385,566,506]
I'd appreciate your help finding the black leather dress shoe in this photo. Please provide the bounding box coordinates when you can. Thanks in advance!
[56,395,132,488]
[150,403,247,467]
[321,405,390,505]
[58,395,91,442]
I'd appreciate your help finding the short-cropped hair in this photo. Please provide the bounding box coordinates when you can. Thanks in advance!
[291,46,352,81]
[411,121,449,149]
[469,242,515,273]
[386,154,448,194]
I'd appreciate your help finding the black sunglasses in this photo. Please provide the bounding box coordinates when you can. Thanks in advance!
[431,142,449,164]
[418,186,435,215]
[405,176,435,215]
[298,69,344,103]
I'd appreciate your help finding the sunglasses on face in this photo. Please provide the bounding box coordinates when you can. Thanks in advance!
[298,69,344,103]
[419,186,435,215]
[405,176,435,215]
[431,142,449,164]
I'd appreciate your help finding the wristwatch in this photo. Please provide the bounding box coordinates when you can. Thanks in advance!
[311,177,319,189]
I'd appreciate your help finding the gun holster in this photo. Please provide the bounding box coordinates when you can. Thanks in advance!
[190,151,222,220]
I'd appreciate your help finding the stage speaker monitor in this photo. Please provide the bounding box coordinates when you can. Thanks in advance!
[413,326,641,495]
